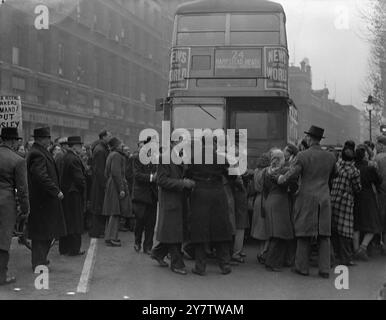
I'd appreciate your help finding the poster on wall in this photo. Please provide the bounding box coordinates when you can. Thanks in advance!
[265,47,289,91]
[0,95,23,132]
[168,47,191,91]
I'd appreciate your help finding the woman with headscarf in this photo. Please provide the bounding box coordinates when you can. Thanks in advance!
[260,149,296,271]
[331,147,361,266]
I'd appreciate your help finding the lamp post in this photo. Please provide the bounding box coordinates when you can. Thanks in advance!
[365,95,376,142]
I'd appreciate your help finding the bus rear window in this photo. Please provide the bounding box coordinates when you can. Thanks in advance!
[230,31,280,45]
[173,105,224,129]
[177,32,225,46]
[235,112,284,140]
[178,15,226,32]
[231,14,280,31]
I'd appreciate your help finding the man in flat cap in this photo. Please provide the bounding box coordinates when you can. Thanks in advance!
[278,125,337,278]
[0,128,29,285]
[27,127,66,271]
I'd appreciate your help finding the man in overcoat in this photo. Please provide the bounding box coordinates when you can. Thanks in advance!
[89,130,111,238]
[278,125,336,278]
[132,137,158,254]
[27,127,66,271]
[59,136,86,256]
[151,141,195,274]
[0,128,29,285]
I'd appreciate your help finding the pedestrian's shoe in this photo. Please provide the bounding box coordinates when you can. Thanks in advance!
[342,260,357,267]
[265,265,282,272]
[354,247,369,261]
[105,240,121,247]
[171,267,187,275]
[318,271,330,279]
[0,276,16,286]
[231,256,245,263]
[134,243,141,252]
[220,265,232,275]
[192,268,206,276]
[151,254,168,267]
[143,248,152,255]
[291,268,309,276]
[257,253,266,265]
[68,251,86,256]
[239,251,247,258]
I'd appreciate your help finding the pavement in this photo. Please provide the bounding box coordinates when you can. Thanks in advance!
[1,232,386,300]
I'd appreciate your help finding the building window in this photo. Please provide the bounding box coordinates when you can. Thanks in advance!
[59,87,70,106]
[12,76,26,99]
[93,97,101,116]
[37,83,47,105]
[12,47,19,65]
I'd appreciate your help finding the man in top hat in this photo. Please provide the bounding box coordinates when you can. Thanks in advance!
[132,136,158,254]
[278,125,337,278]
[26,127,66,271]
[59,136,86,256]
[0,128,29,285]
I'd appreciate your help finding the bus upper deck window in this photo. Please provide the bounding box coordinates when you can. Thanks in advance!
[230,14,280,31]
[178,15,226,32]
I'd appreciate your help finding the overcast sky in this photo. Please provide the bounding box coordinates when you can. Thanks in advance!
[275,0,372,110]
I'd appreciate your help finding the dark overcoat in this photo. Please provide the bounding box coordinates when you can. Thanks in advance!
[0,145,29,251]
[354,160,383,233]
[131,152,158,217]
[90,140,109,215]
[156,162,187,243]
[186,159,233,243]
[102,150,132,217]
[27,142,66,240]
[290,144,337,237]
[61,149,86,235]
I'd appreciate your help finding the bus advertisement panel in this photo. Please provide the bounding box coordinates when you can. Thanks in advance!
[265,47,288,91]
[169,47,191,91]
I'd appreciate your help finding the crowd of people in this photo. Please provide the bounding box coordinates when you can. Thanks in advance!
[1,123,386,285]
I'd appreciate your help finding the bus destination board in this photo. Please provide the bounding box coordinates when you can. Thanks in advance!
[215,49,262,77]
[265,47,288,91]
[169,47,191,91]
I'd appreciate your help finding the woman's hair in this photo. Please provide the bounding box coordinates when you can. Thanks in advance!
[355,144,368,162]
[48,143,60,155]
[342,147,355,161]
[344,140,355,151]
[285,143,299,156]
[298,139,308,151]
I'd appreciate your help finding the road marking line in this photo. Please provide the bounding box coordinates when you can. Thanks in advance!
[77,238,98,294]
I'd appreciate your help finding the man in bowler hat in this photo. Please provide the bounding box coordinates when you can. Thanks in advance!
[278,125,337,278]
[26,127,66,271]
[0,128,29,285]
[59,136,86,256]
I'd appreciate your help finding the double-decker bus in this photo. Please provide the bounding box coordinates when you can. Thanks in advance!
[158,0,298,168]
